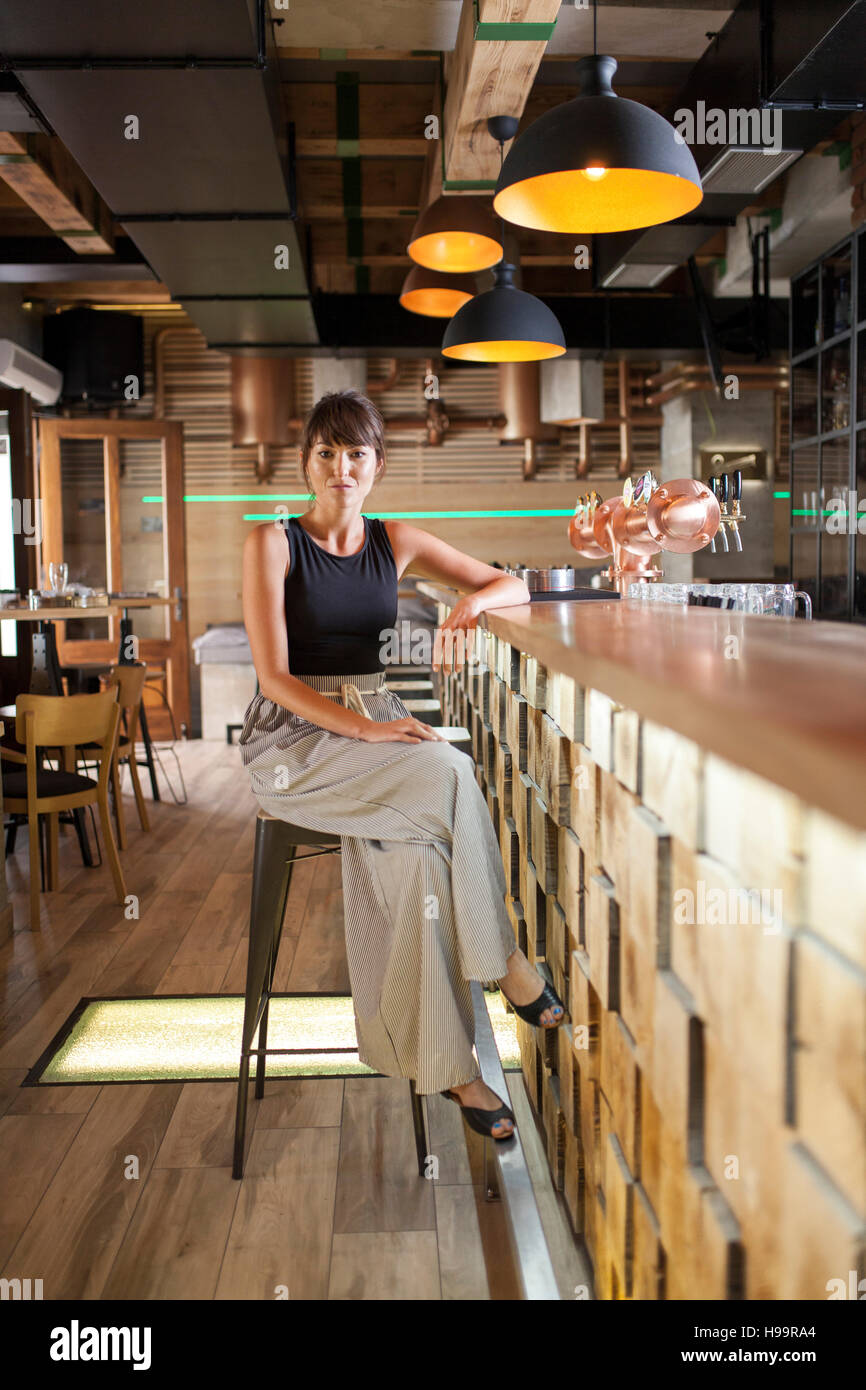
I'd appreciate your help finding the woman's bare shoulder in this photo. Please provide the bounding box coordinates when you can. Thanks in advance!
[244,519,290,574]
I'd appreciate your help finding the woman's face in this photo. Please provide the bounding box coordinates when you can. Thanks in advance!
[303,437,382,506]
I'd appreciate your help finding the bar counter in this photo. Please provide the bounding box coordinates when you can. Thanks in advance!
[418,581,866,1301]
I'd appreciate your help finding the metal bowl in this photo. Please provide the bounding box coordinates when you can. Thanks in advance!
[505,566,577,591]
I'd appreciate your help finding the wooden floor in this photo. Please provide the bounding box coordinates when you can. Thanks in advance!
[0,738,589,1300]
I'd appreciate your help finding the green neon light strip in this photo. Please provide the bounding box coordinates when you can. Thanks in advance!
[792,507,866,516]
[774,490,791,499]
[142,496,578,518]
[243,508,578,520]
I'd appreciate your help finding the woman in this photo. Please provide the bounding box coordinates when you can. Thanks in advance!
[239,388,566,1142]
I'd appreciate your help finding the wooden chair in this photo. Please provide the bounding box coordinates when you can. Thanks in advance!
[76,663,151,847]
[2,690,126,930]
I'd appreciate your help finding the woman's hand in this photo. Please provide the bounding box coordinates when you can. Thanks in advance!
[433,593,480,674]
[357,717,448,745]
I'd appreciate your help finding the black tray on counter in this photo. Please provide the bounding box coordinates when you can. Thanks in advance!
[528,587,620,602]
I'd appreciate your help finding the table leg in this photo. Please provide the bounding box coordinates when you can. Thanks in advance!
[30,620,64,696]
[117,607,161,802]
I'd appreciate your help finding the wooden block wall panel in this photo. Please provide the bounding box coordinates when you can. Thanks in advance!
[587,688,615,771]
[777,1141,866,1300]
[523,857,540,959]
[483,728,497,783]
[570,950,600,1082]
[494,737,513,818]
[526,703,543,787]
[557,825,583,948]
[632,1184,664,1300]
[613,706,641,794]
[539,712,573,825]
[506,893,527,955]
[703,754,804,920]
[802,809,866,968]
[641,720,703,850]
[548,670,585,743]
[558,1023,579,1136]
[570,745,600,869]
[665,1175,740,1301]
[600,1011,640,1175]
[480,664,491,723]
[499,814,520,898]
[669,846,740,1038]
[505,688,528,772]
[620,927,655,1074]
[564,1126,582,1235]
[519,651,547,710]
[599,770,640,916]
[795,931,866,1213]
[649,969,697,1152]
[586,872,620,1012]
[702,1022,786,1298]
[605,1132,636,1298]
[547,895,568,999]
[516,1015,541,1110]
[542,1072,565,1190]
[513,769,532,851]
[628,805,671,968]
[531,792,558,894]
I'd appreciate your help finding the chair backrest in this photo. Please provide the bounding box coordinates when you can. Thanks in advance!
[106,662,147,711]
[16,689,120,749]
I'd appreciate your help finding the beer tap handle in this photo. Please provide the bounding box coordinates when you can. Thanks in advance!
[732,469,742,507]
[719,472,730,515]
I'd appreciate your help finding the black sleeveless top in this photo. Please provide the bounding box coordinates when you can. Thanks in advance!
[282,514,398,674]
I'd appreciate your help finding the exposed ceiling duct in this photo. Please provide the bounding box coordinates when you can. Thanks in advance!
[594,0,856,292]
[0,0,317,352]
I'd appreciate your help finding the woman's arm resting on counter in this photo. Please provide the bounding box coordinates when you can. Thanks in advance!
[385,520,531,671]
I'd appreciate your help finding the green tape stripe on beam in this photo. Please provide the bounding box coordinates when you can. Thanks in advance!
[442,179,497,191]
[355,265,370,294]
[472,0,556,41]
[342,155,362,222]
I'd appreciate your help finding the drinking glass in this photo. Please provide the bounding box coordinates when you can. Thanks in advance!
[48,562,69,594]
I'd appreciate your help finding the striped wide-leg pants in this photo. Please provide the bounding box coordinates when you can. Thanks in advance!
[237,670,517,1095]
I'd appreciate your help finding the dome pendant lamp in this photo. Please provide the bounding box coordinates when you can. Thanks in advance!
[407,195,503,273]
[441,259,566,361]
[399,265,477,318]
[492,2,702,234]
[442,117,566,363]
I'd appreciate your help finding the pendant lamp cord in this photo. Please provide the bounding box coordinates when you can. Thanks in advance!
[496,139,507,267]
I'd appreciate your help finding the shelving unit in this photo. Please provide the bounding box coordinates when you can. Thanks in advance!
[790,226,865,621]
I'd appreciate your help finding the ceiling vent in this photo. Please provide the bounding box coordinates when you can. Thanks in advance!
[701,147,803,195]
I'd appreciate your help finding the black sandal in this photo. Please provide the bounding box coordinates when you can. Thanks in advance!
[440,1088,516,1141]
[501,978,565,1029]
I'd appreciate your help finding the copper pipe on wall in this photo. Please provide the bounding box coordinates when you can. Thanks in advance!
[645,376,788,408]
[497,362,558,481]
[365,359,402,394]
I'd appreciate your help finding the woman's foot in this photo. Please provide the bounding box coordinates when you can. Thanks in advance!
[497,948,564,1027]
[446,1078,514,1138]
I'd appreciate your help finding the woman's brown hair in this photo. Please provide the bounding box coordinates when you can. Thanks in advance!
[299,389,387,495]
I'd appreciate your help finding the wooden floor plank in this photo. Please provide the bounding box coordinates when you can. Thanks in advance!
[102,1166,240,1300]
[329,1230,441,1300]
[0,1112,86,1268]
[215,1126,341,1300]
[334,1077,436,1234]
[2,1083,181,1298]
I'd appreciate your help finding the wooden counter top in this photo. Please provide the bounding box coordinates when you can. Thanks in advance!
[417,582,866,831]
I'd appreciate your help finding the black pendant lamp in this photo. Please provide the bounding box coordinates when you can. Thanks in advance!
[441,261,565,361]
[493,2,702,233]
[441,118,566,363]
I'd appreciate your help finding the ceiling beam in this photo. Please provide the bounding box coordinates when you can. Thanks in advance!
[0,132,114,254]
[441,0,562,190]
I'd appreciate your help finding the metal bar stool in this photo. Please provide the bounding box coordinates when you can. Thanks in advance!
[233,808,430,1180]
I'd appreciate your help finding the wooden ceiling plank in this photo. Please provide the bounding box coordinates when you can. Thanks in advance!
[0,133,114,255]
[442,0,561,188]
